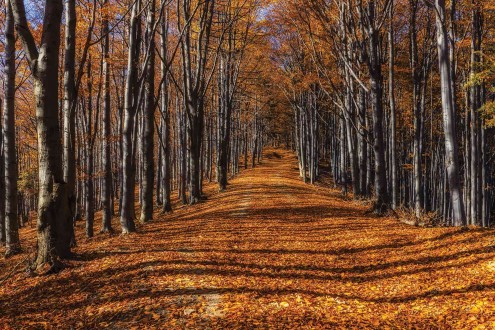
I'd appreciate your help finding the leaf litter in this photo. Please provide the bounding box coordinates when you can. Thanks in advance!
[1,150,494,329]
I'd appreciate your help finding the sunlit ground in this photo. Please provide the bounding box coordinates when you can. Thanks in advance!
[1,150,494,329]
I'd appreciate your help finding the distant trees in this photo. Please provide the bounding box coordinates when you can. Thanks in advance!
[271,0,495,226]
[0,0,269,267]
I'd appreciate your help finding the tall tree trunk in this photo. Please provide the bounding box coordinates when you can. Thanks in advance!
[3,0,21,256]
[470,1,482,225]
[62,0,77,246]
[344,86,359,197]
[161,10,172,212]
[410,0,423,218]
[141,0,156,223]
[101,0,113,232]
[433,0,466,226]
[389,0,398,209]
[85,59,94,238]
[217,55,232,191]
[358,87,368,197]
[120,0,141,233]
[188,113,203,204]
[180,0,215,204]
[12,0,71,271]
[366,1,389,211]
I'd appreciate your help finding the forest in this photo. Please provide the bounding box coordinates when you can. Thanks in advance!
[1,0,495,328]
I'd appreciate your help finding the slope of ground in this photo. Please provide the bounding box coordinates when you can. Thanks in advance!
[1,150,495,329]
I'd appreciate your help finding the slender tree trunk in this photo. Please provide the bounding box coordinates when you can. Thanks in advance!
[141,0,156,223]
[101,0,113,232]
[161,11,172,212]
[217,56,232,191]
[62,0,77,246]
[188,114,203,203]
[344,88,359,197]
[433,0,466,226]
[410,0,423,218]
[120,0,141,233]
[85,59,94,238]
[3,0,21,256]
[389,0,398,209]
[359,87,368,197]
[470,1,482,225]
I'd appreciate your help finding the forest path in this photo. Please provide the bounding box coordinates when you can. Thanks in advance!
[1,149,495,329]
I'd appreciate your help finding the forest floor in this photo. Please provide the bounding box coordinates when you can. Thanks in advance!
[1,149,495,329]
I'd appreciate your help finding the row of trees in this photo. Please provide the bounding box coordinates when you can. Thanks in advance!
[0,0,277,271]
[5,0,493,272]
[270,0,495,227]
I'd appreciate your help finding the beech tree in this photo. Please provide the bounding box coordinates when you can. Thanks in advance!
[100,0,113,232]
[2,0,21,256]
[120,0,141,233]
[431,0,466,226]
[140,0,157,223]
[216,0,252,191]
[11,0,71,270]
[62,0,77,245]
[178,0,216,204]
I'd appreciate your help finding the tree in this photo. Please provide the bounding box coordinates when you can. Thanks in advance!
[3,0,21,256]
[159,5,173,213]
[141,0,157,223]
[11,0,72,270]
[101,0,113,232]
[62,0,77,245]
[360,0,391,212]
[388,0,398,209]
[120,0,141,233]
[179,0,216,204]
[431,0,466,226]
[216,1,251,191]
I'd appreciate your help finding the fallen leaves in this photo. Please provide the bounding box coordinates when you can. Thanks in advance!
[0,150,494,329]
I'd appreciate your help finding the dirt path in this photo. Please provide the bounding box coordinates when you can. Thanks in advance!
[1,150,495,329]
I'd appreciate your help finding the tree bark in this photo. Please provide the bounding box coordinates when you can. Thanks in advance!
[365,0,389,211]
[3,0,21,256]
[470,1,482,225]
[120,0,141,233]
[140,0,156,223]
[433,0,466,226]
[179,0,215,204]
[216,55,232,191]
[160,9,172,212]
[85,59,94,238]
[62,0,77,246]
[11,0,71,271]
[410,0,423,218]
[101,0,113,232]
[389,0,398,209]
